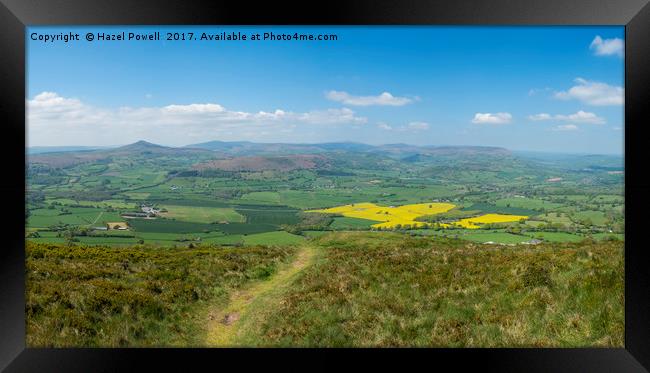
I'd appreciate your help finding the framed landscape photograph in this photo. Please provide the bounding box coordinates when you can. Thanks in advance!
[1,0,649,371]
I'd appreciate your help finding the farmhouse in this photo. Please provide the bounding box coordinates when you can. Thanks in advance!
[107,222,129,230]
[141,205,160,215]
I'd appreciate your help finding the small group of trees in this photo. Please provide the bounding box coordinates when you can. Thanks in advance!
[373,222,445,231]
[60,229,79,245]
[56,227,91,238]
[58,208,72,215]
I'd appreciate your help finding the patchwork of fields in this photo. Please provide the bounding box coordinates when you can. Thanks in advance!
[26,142,624,246]
[26,189,623,245]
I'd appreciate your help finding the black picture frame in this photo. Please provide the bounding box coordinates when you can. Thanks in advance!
[2,0,649,371]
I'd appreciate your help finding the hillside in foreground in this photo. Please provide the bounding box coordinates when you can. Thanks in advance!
[234,232,623,347]
[26,232,623,347]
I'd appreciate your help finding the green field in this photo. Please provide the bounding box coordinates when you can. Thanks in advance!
[128,219,218,234]
[152,199,232,208]
[215,222,279,235]
[160,205,245,224]
[28,207,124,228]
[46,198,138,209]
[243,231,305,246]
[495,198,563,211]
[464,202,538,217]
[525,232,585,243]
[240,191,282,204]
[276,190,368,209]
[122,192,150,200]
[573,210,608,226]
[235,205,301,225]
[538,212,574,225]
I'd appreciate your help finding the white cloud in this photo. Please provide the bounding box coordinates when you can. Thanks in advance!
[553,124,579,131]
[528,113,552,121]
[589,36,624,57]
[27,92,367,146]
[29,91,84,112]
[296,107,367,125]
[377,121,429,132]
[163,103,226,114]
[528,110,605,125]
[554,78,623,106]
[407,121,429,130]
[325,90,414,106]
[145,93,153,99]
[554,111,605,124]
[471,112,512,125]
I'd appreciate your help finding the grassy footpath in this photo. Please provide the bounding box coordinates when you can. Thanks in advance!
[236,232,623,347]
[204,245,317,346]
[26,242,295,347]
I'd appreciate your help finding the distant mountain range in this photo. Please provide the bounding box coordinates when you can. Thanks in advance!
[184,140,511,158]
[27,140,622,172]
[28,141,211,168]
[185,140,377,155]
[27,145,113,155]
[28,140,512,160]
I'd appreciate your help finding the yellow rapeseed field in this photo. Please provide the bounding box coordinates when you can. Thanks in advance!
[452,213,528,229]
[308,202,455,229]
[309,204,528,230]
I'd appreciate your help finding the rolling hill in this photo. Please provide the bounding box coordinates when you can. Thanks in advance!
[28,141,213,168]
[193,154,330,172]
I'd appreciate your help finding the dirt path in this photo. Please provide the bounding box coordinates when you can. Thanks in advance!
[205,245,316,346]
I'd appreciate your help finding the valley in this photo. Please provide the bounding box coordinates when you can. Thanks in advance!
[26,140,624,247]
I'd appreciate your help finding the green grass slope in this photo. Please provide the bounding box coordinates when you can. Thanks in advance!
[237,232,623,347]
[26,242,296,347]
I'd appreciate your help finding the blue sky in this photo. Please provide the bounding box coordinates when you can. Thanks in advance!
[27,26,624,154]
